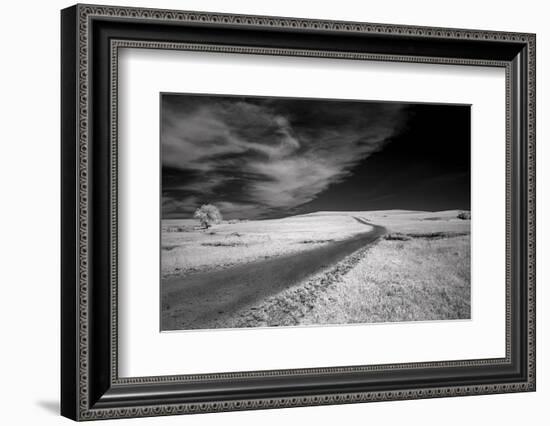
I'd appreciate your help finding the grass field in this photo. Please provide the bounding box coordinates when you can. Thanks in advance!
[161,210,470,329]
[298,234,470,325]
[161,215,372,278]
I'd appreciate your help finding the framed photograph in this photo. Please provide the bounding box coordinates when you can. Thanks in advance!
[61,4,536,421]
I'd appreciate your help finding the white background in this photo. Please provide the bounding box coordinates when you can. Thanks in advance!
[0,0,547,425]
[119,50,506,376]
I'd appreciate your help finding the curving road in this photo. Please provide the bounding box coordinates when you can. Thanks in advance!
[161,217,386,330]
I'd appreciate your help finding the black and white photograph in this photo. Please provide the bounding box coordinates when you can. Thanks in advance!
[160,93,471,331]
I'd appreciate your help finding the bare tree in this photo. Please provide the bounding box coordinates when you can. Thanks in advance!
[194,204,223,229]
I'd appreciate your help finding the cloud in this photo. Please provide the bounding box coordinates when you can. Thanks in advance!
[161,95,408,219]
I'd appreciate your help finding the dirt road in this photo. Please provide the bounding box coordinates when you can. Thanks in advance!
[161,218,385,330]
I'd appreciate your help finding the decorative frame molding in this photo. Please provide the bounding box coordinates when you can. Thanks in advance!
[61,4,535,421]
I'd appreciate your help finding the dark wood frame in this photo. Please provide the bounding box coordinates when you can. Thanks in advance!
[61,4,536,421]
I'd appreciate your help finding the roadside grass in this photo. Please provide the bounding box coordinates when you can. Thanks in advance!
[384,231,469,241]
[299,235,470,325]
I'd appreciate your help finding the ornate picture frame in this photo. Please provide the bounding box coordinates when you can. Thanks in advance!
[61,4,535,421]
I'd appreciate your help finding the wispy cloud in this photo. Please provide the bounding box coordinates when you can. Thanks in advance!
[161,95,408,219]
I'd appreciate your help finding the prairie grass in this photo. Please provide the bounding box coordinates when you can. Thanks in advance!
[161,215,372,277]
[298,235,470,325]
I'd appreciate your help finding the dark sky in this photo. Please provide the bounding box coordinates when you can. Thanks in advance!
[161,93,470,220]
